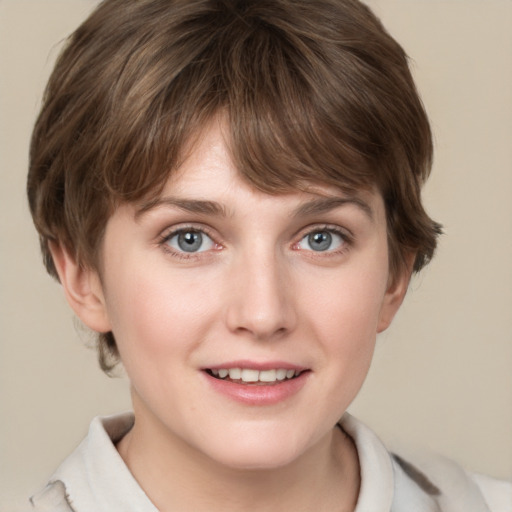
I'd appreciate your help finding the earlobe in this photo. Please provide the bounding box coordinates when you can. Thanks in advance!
[377,255,415,333]
[49,242,111,333]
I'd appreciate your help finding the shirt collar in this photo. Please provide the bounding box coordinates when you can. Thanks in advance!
[340,413,441,512]
[52,412,158,512]
[52,412,477,512]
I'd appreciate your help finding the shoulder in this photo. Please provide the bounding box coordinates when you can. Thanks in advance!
[28,480,75,512]
[471,472,512,512]
[391,450,512,512]
[27,413,139,512]
[339,413,511,512]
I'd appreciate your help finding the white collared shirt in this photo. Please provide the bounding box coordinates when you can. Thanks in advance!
[29,413,512,512]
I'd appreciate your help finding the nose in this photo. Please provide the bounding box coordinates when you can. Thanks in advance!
[225,249,297,340]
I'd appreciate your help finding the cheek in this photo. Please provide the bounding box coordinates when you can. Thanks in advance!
[103,263,220,362]
[317,291,378,379]
[303,263,389,343]
[300,262,388,393]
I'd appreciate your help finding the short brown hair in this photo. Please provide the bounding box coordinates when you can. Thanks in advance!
[28,0,441,372]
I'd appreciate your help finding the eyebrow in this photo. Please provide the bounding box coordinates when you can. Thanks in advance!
[136,197,228,219]
[136,194,373,221]
[293,196,374,220]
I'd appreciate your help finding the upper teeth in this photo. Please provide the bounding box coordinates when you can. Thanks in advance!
[210,368,300,383]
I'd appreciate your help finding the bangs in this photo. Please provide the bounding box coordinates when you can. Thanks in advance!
[29,0,437,276]
[28,0,440,373]
[98,1,410,204]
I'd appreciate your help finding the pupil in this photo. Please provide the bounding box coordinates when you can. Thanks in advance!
[309,231,331,251]
[178,231,202,252]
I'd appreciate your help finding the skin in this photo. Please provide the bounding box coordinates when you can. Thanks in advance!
[52,119,412,512]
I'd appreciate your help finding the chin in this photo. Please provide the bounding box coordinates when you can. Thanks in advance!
[213,448,301,471]
[200,427,314,471]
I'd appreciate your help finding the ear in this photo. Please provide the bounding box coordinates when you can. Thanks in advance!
[377,254,415,333]
[49,242,111,333]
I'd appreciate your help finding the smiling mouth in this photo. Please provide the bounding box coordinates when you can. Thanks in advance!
[205,368,305,385]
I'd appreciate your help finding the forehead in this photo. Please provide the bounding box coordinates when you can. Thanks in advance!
[135,120,383,223]
[190,118,373,192]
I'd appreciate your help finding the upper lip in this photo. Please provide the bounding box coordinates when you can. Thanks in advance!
[203,360,308,371]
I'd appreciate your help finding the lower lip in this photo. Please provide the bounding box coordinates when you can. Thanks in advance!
[203,371,310,406]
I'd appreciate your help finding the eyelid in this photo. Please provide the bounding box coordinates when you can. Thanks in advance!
[292,224,354,254]
[159,222,218,241]
[167,229,215,253]
[156,222,353,258]
[157,223,223,257]
[294,223,353,243]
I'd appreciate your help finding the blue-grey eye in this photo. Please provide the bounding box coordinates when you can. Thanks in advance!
[167,230,215,253]
[298,230,344,252]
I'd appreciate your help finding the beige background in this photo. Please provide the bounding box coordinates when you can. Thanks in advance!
[1,0,511,509]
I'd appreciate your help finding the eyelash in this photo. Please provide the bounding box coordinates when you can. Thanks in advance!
[157,224,353,260]
[158,224,221,260]
[294,224,353,257]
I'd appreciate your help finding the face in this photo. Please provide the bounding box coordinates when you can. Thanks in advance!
[67,120,408,470]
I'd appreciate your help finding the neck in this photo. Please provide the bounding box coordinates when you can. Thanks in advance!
[117,406,360,512]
